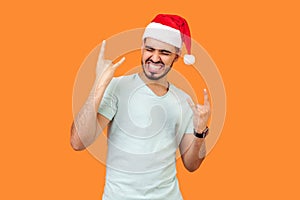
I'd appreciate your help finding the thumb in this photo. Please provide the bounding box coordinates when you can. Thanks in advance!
[112,57,126,69]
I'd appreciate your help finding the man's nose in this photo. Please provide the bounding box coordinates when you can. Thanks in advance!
[151,50,161,62]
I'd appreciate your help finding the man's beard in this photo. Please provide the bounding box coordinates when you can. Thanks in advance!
[141,59,174,80]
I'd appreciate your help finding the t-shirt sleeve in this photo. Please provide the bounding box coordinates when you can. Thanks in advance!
[174,94,194,146]
[185,114,194,134]
[183,98,194,134]
[98,78,118,120]
[176,93,194,136]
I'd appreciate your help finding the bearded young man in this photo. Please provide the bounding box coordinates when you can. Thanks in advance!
[71,14,211,200]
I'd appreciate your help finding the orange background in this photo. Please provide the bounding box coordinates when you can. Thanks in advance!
[1,0,299,199]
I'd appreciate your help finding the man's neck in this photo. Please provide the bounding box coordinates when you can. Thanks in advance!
[138,72,169,88]
[138,72,170,96]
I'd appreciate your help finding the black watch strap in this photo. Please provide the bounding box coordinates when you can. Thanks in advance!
[194,127,209,138]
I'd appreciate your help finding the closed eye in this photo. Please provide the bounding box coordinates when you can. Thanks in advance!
[144,46,155,52]
[159,50,172,56]
[144,46,173,55]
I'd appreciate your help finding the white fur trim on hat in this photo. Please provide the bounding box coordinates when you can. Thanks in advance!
[142,22,182,48]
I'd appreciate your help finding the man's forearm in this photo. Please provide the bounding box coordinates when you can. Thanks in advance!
[182,137,206,172]
[71,82,107,150]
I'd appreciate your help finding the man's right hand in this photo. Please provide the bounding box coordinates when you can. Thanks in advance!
[95,40,125,87]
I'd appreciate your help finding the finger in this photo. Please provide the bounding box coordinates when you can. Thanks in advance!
[98,40,106,61]
[196,104,204,110]
[187,98,196,112]
[112,57,126,69]
[203,88,210,106]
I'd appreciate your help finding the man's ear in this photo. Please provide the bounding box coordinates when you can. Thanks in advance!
[141,43,145,54]
[141,38,147,54]
[175,49,182,62]
[174,54,179,62]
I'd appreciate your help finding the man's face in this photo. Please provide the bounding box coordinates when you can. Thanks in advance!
[141,38,179,80]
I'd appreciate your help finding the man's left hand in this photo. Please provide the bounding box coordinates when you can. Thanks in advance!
[187,89,211,133]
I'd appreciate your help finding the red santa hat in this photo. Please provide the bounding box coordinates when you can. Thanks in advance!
[142,14,195,65]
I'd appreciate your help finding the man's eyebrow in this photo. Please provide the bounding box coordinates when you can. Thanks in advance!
[144,45,154,49]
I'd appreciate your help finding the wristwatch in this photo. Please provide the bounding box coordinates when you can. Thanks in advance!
[194,127,209,138]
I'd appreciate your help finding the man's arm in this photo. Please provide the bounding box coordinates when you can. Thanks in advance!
[71,114,110,151]
[70,85,110,151]
[70,40,125,151]
[180,89,210,172]
[179,134,206,172]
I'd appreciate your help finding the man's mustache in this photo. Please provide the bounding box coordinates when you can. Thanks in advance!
[145,58,164,65]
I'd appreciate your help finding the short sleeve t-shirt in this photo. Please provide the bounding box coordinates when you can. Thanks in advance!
[98,74,194,200]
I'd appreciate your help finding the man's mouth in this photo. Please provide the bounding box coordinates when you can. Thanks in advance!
[146,62,164,73]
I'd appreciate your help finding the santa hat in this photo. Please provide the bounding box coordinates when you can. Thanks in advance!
[142,14,195,65]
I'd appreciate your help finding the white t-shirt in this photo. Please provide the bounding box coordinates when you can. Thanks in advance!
[98,74,194,200]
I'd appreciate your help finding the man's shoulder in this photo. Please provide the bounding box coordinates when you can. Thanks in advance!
[112,73,138,82]
[169,83,192,100]
[108,73,139,93]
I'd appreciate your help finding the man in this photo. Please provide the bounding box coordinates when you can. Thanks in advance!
[71,14,211,200]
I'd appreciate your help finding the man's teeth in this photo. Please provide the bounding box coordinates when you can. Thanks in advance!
[149,64,161,69]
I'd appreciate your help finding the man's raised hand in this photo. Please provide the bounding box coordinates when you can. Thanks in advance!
[187,89,211,133]
[95,40,125,85]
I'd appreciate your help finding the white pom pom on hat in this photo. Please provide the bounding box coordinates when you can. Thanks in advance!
[184,54,195,65]
[142,14,195,65]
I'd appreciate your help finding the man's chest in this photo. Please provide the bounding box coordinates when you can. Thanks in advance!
[116,90,181,130]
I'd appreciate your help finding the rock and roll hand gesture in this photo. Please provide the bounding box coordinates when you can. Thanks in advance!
[95,40,125,86]
[187,89,211,134]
